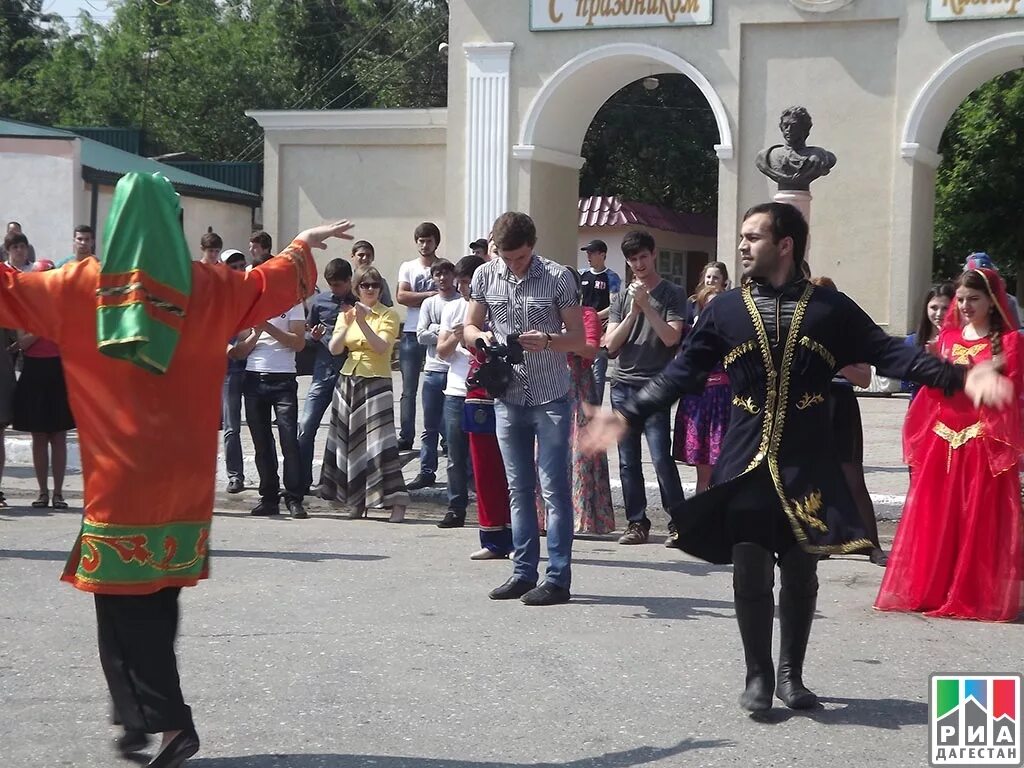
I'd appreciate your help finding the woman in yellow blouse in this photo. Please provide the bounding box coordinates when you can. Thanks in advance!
[318,266,408,521]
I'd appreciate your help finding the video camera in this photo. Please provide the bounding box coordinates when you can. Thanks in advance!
[467,334,524,398]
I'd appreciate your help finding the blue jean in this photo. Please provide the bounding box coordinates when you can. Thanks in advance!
[222,370,245,483]
[610,382,684,524]
[297,367,339,490]
[443,395,471,514]
[399,332,425,444]
[243,373,303,504]
[418,370,447,475]
[495,396,573,589]
[591,350,609,406]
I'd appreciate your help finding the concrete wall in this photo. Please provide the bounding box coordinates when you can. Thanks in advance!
[249,109,448,317]
[447,0,1024,332]
[0,137,83,263]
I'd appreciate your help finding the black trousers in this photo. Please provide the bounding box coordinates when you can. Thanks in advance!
[95,587,194,734]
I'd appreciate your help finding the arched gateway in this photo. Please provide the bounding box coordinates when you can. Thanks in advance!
[251,1,1024,332]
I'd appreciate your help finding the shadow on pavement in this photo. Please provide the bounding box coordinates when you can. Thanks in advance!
[571,593,734,621]
[751,696,926,728]
[0,549,387,564]
[572,557,731,576]
[189,737,734,767]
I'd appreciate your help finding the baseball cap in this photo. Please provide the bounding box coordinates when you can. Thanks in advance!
[581,239,608,253]
[964,252,996,271]
[220,248,246,264]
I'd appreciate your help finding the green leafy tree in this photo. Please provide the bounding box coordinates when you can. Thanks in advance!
[934,69,1024,291]
[7,0,449,161]
[579,74,720,215]
[0,0,63,114]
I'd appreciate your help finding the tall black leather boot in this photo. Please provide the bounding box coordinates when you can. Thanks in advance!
[732,542,776,712]
[776,544,819,709]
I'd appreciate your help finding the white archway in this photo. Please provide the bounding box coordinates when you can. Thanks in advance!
[901,31,1024,164]
[890,31,1024,333]
[512,42,733,167]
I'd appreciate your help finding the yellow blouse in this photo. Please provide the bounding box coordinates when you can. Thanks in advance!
[334,304,400,378]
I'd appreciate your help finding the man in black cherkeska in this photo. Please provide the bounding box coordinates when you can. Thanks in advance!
[583,202,1011,713]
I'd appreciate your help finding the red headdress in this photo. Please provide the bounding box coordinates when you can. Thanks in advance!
[942,267,1016,334]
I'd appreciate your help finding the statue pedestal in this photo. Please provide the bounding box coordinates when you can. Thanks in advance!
[774,189,812,262]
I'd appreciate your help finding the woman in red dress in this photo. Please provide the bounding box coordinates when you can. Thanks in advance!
[875,268,1024,621]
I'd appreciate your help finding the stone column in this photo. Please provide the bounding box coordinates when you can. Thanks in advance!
[463,42,515,247]
[774,189,813,262]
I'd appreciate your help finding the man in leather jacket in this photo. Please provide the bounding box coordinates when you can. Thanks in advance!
[583,202,1012,714]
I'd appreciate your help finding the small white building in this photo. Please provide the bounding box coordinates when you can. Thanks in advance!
[0,118,259,262]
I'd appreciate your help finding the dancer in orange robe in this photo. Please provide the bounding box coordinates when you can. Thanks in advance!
[0,172,353,766]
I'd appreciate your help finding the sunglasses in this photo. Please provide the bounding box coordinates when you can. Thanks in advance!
[359,282,381,290]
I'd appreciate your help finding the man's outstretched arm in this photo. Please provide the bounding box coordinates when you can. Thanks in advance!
[232,221,354,334]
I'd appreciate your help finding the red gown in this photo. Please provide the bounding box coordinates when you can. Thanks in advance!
[875,327,1024,621]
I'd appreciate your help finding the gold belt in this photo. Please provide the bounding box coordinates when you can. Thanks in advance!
[932,420,982,472]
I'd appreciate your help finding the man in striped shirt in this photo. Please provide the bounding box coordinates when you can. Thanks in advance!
[464,211,584,606]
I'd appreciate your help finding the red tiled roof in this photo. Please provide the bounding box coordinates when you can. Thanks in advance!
[578,195,716,238]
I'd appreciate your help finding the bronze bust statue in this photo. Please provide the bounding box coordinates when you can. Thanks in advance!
[756,107,837,191]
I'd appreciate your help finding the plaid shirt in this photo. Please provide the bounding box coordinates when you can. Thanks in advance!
[470,254,577,406]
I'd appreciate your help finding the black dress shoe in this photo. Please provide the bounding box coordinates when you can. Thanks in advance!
[250,500,280,516]
[406,472,436,490]
[148,727,200,768]
[287,499,308,519]
[397,439,414,451]
[521,582,571,606]
[115,728,149,756]
[437,511,466,528]
[488,577,537,600]
[226,478,244,494]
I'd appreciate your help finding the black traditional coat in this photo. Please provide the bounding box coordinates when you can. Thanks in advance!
[620,278,964,563]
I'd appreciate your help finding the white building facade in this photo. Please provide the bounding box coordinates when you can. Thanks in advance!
[253,0,1024,331]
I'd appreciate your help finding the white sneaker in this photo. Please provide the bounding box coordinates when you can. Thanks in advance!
[470,547,508,561]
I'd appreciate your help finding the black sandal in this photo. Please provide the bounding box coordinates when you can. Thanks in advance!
[52,494,69,510]
[31,491,50,508]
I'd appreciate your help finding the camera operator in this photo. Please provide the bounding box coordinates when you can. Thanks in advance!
[464,212,583,607]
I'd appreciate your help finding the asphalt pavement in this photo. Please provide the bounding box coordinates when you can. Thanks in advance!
[1,386,1019,768]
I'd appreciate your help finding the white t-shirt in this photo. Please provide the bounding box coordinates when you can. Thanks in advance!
[397,258,437,331]
[246,303,305,373]
[440,298,473,398]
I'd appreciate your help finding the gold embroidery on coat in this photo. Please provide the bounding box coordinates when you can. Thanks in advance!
[790,489,828,533]
[799,336,836,369]
[933,420,983,472]
[733,395,760,415]
[723,340,755,368]
[740,286,776,474]
[950,342,986,366]
[796,393,825,410]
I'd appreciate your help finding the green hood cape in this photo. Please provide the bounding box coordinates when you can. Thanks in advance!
[96,173,192,374]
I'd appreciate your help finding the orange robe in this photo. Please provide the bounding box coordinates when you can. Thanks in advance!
[0,240,315,595]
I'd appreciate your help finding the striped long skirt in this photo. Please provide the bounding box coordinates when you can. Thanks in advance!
[319,375,409,511]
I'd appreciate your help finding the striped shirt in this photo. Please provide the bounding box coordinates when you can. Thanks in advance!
[470,254,577,406]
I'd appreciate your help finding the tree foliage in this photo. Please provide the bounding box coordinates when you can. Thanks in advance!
[579,74,720,215]
[0,0,449,160]
[934,69,1024,285]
